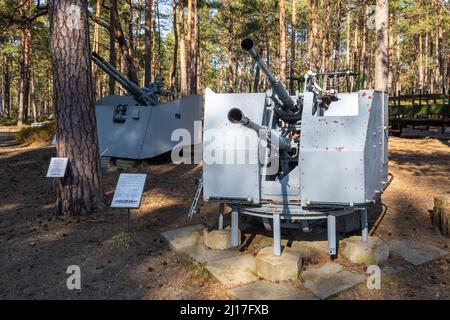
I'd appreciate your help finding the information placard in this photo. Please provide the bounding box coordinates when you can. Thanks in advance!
[46,157,69,178]
[111,173,147,208]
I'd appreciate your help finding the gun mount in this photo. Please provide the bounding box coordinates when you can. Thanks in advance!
[201,38,389,258]
[92,52,167,106]
[92,53,202,161]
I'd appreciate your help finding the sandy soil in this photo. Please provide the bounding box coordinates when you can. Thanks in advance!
[0,126,448,300]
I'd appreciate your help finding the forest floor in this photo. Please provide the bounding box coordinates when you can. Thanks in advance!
[0,125,449,300]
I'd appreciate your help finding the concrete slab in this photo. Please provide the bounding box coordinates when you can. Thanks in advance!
[256,246,303,281]
[161,224,203,252]
[162,225,236,264]
[301,262,365,299]
[188,236,237,264]
[206,254,259,287]
[291,241,330,256]
[227,281,318,300]
[389,240,448,266]
[204,227,240,250]
[381,265,408,276]
[341,236,389,265]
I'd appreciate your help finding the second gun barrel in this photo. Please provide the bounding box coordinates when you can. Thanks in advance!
[228,108,292,151]
[241,39,296,112]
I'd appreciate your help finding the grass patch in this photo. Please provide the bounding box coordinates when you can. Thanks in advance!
[0,118,18,126]
[15,122,55,144]
[102,231,140,253]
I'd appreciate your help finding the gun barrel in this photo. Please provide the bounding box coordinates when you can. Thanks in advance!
[241,39,296,111]
[92,52,148,105]
[228,108,292,151]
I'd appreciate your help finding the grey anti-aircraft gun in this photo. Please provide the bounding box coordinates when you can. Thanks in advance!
[92,52,202,160]
[201,39,389,257]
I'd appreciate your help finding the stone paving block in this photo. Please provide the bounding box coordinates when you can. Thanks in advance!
[381,265,408,276]
[204,227,240,250]
[389,240,448,266]
[227,281,318,300]
[301,262,365,299]
[291,241,330,257]
[188,236,237,264]
[206,254,258,286]
[256,246,303,281]
[161,224,203,252]
[341,236,389,265]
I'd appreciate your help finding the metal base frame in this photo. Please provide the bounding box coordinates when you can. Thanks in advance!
[225,203,368,257]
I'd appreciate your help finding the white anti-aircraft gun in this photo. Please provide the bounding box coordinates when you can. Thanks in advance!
[201,39,389,257]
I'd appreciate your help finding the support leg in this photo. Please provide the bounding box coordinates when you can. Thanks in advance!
[327,214,336,256]
[361,208,369,242]
[231,209,239,247]
[218,203,224,230]
[273,213,281,256]
[262,218,272,231]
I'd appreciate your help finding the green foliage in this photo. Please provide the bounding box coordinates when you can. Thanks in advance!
[15,122,56,144]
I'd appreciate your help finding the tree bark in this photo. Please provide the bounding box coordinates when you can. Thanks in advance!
[375,0,389,92]
[279,0,287,84]
[109,0,117,94]
[31,70,37,122]
[179,1,188,96]
[308,0,319,71]
[437,9,445,93]
[48,0,104,216]
[144,0,153,86]
[289,0,297,94]
[418,32,424,90]
[2,55,11,117]
[187,0,198,94]
[93,0,101,99]
[111,0,138,84]
[171,0,179,91]
[360,4,369,88]
[18,25,32,126]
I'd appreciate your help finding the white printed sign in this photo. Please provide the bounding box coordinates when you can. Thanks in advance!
[46,157,69,178]
[111,173,147,208]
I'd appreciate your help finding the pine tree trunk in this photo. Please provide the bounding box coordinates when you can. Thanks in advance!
[31,71,37,122]
[179,1,188,96]
[144,0,153,86]
[48,0,104,216]
[93,0,101,99]
[308,0,319,71]
[360,5,369,88]
[418,33,424,90]
[187,0,197,94]
[111,0,138,84]
[18,25,31,126]
[289,0,297,94]
[171,0,179,91]
[375,0,389,92]
[109,0,117,94]
[2,55,11,117]
[279,0,287,84]
[437,9,445,93]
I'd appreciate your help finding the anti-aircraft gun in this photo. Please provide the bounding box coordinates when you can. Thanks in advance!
[92,53,202,160]
[201,39,389,257]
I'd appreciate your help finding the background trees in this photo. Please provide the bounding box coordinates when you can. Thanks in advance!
[0,0,449,121]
